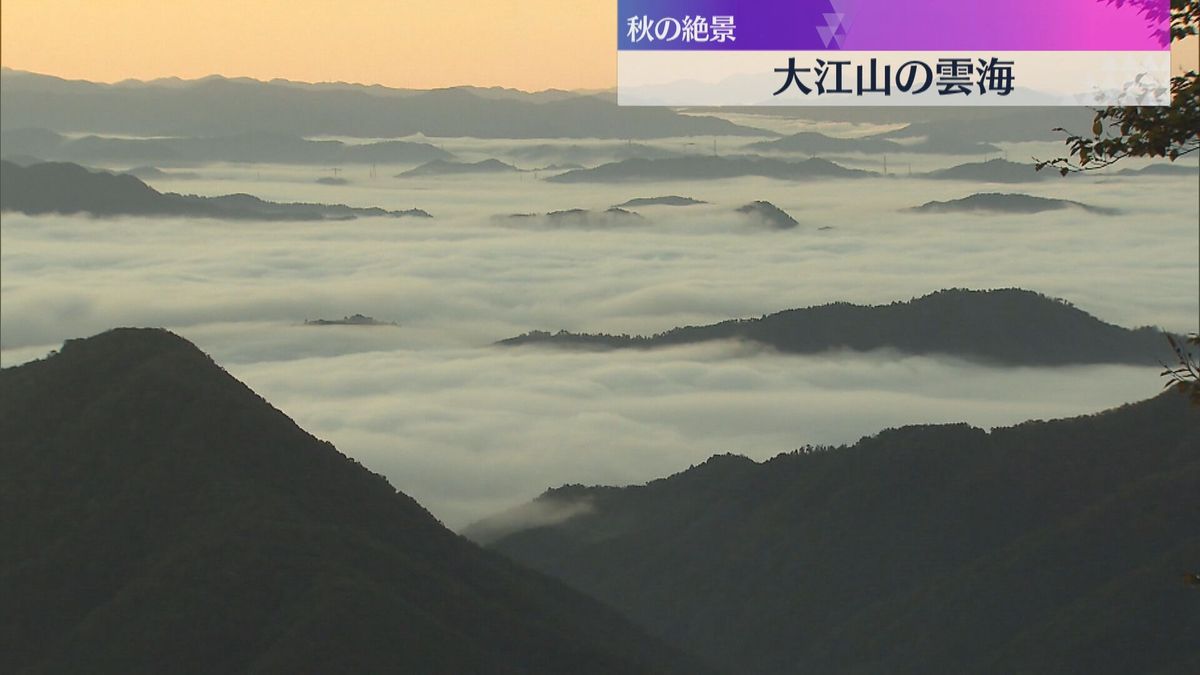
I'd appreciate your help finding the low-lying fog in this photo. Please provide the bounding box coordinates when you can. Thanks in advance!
[2,141,1196,527]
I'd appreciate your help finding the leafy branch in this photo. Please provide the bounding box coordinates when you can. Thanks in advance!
[1160,333,1200,405]
[1035,0,1200,175]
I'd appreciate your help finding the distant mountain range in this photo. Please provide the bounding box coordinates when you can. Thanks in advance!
[910,192,1117,215]
[0,68,769,139]
[1114,162,1199,177]
[690,106,1095,140]
[501,207,645,229]
[0,127,453,166]
[304,314,397,326]
[0,328,706,674]
[546,156,870,183]
[744,130,1001,156]
[396,158,521,177]
[498,288,1171,366]
[873,108,1095,143]
[744,131,907,155]
[922,158,1053,183]
[734,201,799,229]
[0,160,430,220]
[474,391,1199,675]
[507,143,687,165]
[613,196,707,208]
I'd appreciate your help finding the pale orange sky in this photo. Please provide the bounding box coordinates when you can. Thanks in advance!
[1,0,617,91]
[2,1,1195,91]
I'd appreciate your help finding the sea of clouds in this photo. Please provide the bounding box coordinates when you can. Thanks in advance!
[2,139,1196,527]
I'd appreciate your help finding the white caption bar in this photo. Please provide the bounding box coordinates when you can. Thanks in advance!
[618,51,1171,106]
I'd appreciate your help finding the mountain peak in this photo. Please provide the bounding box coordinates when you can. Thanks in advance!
[57,326,201,360]
[1,329,705,673]
[499,287,1170,366]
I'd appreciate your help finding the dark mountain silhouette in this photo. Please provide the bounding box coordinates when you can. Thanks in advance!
[735,201,799,229]
[338,139,454,164]
[476,392,1200,675]
[397,158,520,177]
[304,314,395,326]
[0,127,453,166]
[498,288,1171,366]
[546,156,870,183]
[314,176,350,185]
[501,207,644,229]
[614,196,706,208]
[1,160,430,220]
[0,69,768,139]
[910,192,1117,215]
[0,328,708,675]
[923,158,1052,183]
[743,131,937,155]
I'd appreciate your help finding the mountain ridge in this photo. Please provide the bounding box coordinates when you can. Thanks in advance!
[476,391,1200,674]
[0,327,707,674]
[545,156,870,183]
[0,160,430,220]
[498,288,1171,366]
[909,192,1117,215]
[0,69,769,139]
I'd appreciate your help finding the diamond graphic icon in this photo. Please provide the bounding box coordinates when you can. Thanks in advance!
[817,25,835,47]
[817,2,852,48]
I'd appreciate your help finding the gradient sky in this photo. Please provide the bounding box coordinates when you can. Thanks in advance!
[1,0,616,91]
[2,0,1195,91]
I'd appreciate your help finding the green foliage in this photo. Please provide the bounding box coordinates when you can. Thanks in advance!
[1036,1,1200,174]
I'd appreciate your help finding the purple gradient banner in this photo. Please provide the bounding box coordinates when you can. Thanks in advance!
[618,0,1170,51]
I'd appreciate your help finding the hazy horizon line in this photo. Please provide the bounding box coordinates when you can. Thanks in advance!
[0,66,618,97]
